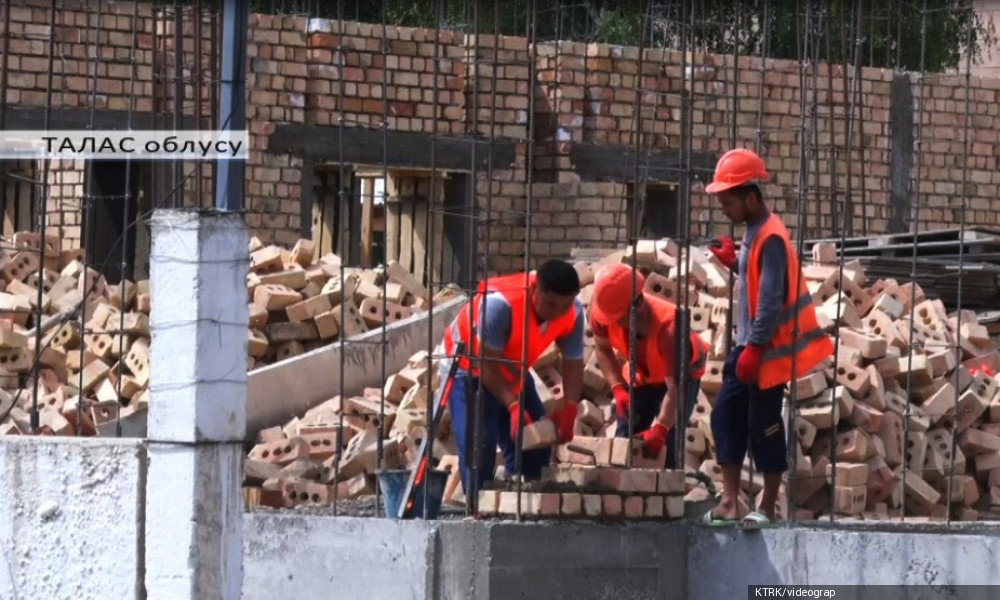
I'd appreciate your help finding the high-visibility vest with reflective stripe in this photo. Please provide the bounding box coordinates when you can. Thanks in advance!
[441,271,577,394]
[746,214,834,390]
[599,292,710,385]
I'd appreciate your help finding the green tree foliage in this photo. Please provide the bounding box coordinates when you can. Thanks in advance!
[248,0,995,73]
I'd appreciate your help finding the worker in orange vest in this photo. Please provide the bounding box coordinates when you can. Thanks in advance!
[703,148,834,529]
[589,263,710,468]
[441,259,584,496]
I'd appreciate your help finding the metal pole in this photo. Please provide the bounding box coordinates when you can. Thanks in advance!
[214,0,248,211]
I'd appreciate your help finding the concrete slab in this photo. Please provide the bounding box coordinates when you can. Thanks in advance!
[0,436,146,600]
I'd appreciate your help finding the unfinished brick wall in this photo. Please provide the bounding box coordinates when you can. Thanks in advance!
[5,0,1000,274]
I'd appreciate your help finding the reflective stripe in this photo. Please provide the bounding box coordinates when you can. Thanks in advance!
[775,290,814,328]
[760,326,829,364]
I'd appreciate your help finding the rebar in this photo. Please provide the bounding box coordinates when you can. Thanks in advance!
[513,0,538,522]
[944,11,974,527]
[900,0,929,522]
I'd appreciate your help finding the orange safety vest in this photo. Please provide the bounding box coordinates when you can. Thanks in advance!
[441,271,578,394]
[746,214,834,390]
[600,292,709,385]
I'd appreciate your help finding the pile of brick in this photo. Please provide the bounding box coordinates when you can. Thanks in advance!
[0,230,448,439]
[243,237,1000,522]
[0,232,151,436]
[243,349,447,509]
[247,236,443,370]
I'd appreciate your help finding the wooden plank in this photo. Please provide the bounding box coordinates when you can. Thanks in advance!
[431,178,445,289]
[268,124,517,172]
[399,195,414,276]
[312,170,337,257]
[385,177,401,265]
[360,177,374,268]
[412,196,428,287]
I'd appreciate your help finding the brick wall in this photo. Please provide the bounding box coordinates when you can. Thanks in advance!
[5,0,1000,276]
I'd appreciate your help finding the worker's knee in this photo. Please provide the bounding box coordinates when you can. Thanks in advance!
[748,385,788,473]
[710,379,749,465]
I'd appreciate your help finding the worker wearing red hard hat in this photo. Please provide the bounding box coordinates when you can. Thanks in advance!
[703,148,834,529]
[588,262,709,468]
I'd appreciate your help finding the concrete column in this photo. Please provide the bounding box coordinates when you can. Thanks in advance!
[144,209,249,600]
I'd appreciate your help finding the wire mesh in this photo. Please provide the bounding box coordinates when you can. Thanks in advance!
[0,0,995,527]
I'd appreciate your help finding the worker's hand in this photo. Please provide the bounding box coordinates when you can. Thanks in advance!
[735,344,764,385]
[612,383,630,422]
[639,422,669,458]
[549,401,578,443]
[709,236,737,270]
[508,401,532,442]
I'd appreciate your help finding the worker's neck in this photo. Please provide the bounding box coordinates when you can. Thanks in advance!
[747,207,770,227]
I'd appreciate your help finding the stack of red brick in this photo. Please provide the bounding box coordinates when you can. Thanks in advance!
[246,235,455,370]
[0,231,151,437]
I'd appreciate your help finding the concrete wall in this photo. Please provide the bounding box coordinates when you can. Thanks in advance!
[243,513,439,600]
[688,523,1000,597]
[1,436,999,600]
[241,514,1000,600]
[0,436,146,600]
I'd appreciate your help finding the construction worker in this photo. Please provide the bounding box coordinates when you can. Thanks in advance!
[588,263,709,468]
[703,147,834,529]
[441,259,584,496]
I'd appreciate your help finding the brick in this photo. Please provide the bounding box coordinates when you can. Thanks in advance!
[249,437,310,466]
[285,294,333,322]
[833,485,867,515]
[560,492,583,515]
[792,371,827,400]
[582,494,603,517]
[825,462,869,487]
[623,495,644,518]
[838,327,888,359]
[521,419,558,450]
[602,494,622,517]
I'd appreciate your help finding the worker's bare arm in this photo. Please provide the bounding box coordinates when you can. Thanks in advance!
[592,332,626,388]
[561,358,584,405]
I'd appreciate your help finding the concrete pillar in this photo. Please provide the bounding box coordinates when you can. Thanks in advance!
[144,209,249,600]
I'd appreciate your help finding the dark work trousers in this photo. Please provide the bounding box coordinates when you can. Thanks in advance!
[447,367,550,496]
[614,376,701,468]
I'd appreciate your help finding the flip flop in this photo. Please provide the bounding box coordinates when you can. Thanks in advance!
[740,511,773,531]
[702,509,739,527]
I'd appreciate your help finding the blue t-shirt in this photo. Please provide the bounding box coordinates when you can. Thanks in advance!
[736,212,788,347]
[477,292,585,360]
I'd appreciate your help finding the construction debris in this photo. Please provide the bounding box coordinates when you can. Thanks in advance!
[0,232,450,438]
[244,236,1000,523]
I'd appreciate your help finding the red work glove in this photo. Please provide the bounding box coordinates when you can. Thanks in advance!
[709,236,737,270]
[549,401,578,443]
[612,383,630,422]
[639,422,668,458]
[736,344,764,384]
[508,401,533,442]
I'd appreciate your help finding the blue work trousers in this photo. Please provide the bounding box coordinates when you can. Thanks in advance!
[447,368,550,497]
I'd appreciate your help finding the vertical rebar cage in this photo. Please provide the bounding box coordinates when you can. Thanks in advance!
[0,0,996,527]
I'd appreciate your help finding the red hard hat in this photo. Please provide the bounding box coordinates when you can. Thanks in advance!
[591,263,645,323]
[705,148,769,193]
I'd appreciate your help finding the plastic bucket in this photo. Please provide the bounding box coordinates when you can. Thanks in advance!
[376,468,449,519]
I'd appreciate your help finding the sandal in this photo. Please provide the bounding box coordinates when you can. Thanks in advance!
[740,511,773,531]
[702,509,739,527]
